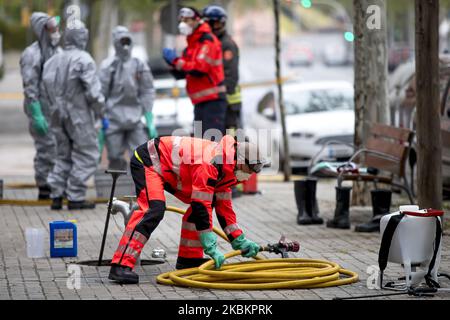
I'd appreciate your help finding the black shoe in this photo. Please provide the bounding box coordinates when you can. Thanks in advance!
[51,197,63,211]
[355,190,392,233]
[38,185,51,200]
[294,180,312,225]
[68,201,96,210]
[176,257,211,270]
[327,187,352,230]
[306,179,324,225]
[108,264,139,284]
[355,217,382,233]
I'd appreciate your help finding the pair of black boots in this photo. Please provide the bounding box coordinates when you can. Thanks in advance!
[51,197,96,211]
[326,187,392,232]
[294,179,324,225]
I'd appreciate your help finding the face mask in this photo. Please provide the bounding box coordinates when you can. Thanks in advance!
[235,170,252,182]
[50,32,61,46]
[178,22,193,36]
[118,44,131,58]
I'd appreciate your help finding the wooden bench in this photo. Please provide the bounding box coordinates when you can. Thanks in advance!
[441,120,450,193]
[336,123,415,204]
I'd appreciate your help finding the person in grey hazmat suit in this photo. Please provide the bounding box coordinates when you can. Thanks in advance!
[20,12,61,200]
[43,22,106,210]
[99,26,157,171]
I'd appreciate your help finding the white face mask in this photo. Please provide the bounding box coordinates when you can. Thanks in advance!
[50,32,61,46]
[178,22,193,36]
[235,170,252,182]
[119,44,131,58]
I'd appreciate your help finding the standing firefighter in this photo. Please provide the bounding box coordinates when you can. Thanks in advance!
[163,7,227,138]
[20,12,61,200]
[203,5,242,131]
[109,135,263,284]
[42,23,106,210]
[99,26,157,171]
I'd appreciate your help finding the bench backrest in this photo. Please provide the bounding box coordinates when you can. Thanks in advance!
[363,124,414,177]
[441,120,450,166]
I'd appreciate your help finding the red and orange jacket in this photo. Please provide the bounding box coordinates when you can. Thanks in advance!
[173,22,226,105]
[143,135,243,241]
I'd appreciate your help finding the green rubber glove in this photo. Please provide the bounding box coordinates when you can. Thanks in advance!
[27,101,48,136]
[98,129,105,156]
[144,112,158,139]
[231,234,261,258]
[199,232,226,269]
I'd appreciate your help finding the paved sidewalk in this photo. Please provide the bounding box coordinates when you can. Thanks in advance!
[1,178,449,301]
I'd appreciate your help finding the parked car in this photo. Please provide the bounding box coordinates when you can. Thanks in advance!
[389,55,450,194]
[322,42,354,67]
[247,81,355,169]
[284,43,314,67]
[152,78,194,137]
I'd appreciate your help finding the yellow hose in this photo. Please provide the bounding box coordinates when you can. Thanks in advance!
[161,207,359,290]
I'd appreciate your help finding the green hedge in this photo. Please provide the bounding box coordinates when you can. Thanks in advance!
[0,19,28,50]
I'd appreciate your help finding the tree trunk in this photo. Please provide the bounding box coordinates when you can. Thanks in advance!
[353,0,389,206]
[92,0,118,63]
[273,0,291,182]
[415,0,443,210]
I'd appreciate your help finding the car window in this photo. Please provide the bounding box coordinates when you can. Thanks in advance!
[257,92,276,115]
[284,88,354,115]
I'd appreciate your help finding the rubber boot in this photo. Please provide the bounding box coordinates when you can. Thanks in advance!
[326,187,352,229]
[294,180,312,225]
[176,257,211,270]
[355,189,392,233]
[68,201,96,210]
[51,197,63,211]
[38,185,51,200]
[108,264,139,284]
[306,179,324,225]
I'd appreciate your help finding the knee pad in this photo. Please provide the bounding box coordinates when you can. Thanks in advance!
[189,202,210,231]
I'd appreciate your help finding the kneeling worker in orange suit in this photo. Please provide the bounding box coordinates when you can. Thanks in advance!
[109,135,264,284]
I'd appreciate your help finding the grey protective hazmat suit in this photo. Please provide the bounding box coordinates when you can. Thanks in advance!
[99,26,155,171]
[20,12,59,190]
[43,24,105,202]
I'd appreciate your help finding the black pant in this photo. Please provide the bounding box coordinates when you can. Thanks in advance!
[225,103,243,130]
[194,99,227,139]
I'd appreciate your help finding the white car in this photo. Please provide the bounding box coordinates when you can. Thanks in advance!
[247,81,355,169]
[152,78,194,137]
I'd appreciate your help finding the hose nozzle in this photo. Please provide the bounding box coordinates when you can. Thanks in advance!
[263,236,300,258]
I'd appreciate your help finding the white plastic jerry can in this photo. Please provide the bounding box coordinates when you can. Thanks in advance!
[380,206,443,288]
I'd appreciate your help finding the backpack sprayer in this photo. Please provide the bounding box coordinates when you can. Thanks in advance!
[378,206,449,297]
[337,205,449,299]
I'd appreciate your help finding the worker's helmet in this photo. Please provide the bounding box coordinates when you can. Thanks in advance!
[236,141,267,174]
[202,5,228,23]
[45,16,60,32]
[178,7,201,21]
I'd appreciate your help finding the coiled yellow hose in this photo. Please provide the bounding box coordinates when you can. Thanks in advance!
[158,207,359,290]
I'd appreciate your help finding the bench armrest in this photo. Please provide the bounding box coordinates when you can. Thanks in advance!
[337,149,400,185]
[308,141,355,176]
